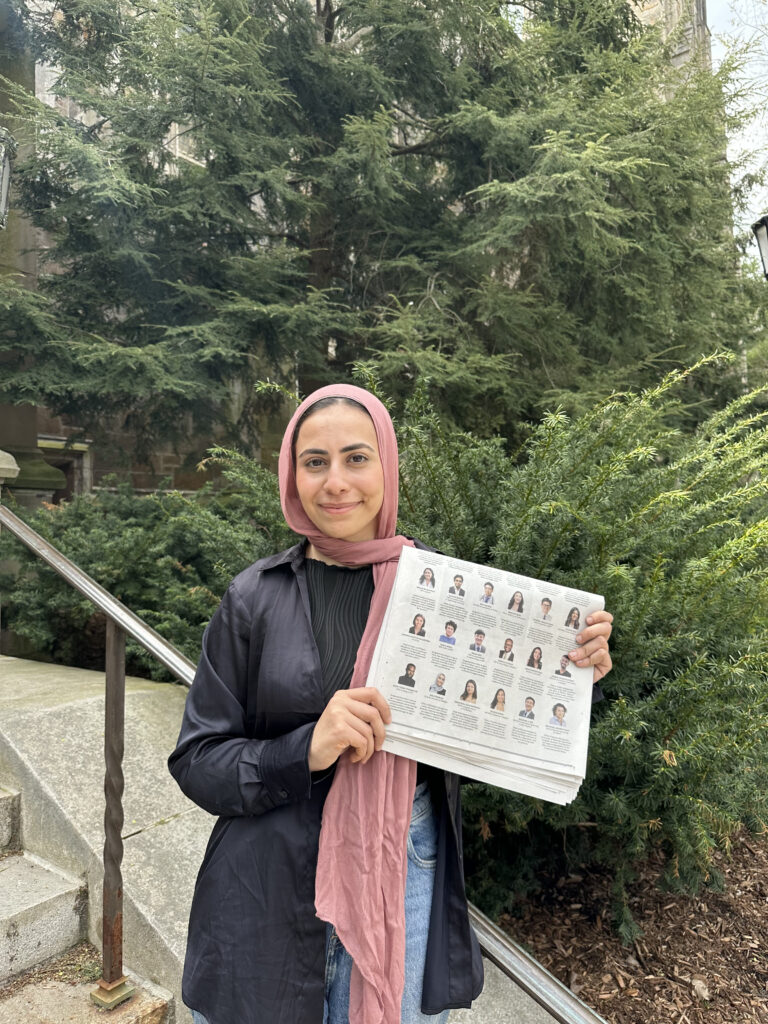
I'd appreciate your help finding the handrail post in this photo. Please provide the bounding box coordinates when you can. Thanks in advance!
[91,619,135,1010]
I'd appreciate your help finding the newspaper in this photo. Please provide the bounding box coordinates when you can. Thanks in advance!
[368,547,604,805]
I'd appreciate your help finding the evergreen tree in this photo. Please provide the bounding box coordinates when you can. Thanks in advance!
[1,0,764,452]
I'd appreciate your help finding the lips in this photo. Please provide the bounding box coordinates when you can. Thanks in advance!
[318,502,362,514]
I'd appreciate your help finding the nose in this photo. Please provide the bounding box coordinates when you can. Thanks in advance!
[323,458,350,494]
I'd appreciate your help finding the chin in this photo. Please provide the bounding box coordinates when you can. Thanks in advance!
[322,522,374,543]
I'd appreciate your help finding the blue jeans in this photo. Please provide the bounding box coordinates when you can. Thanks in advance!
[323,781,450,1024]
[190,782,450,1024]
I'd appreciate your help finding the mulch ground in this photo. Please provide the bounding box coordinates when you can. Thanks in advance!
[502,829,768,1024]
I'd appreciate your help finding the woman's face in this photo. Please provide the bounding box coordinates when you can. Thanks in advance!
[413,615,425,632]
[295,405,384,543]
[512,591,522,606]
[533,647,542,661]
[437,674,445,686]
[495,689,505,704]
[466,681,476,696]
[424,568,433,582]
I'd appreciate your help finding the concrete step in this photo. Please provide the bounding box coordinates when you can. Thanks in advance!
[0,655,206,1014]
[0,853,85,982]
[0,980,170,1024]
[452,960,555,1024]
[0,786,20,854]
[0,942,174,1024]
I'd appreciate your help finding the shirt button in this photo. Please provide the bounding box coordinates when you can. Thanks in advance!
[279,789,289,799]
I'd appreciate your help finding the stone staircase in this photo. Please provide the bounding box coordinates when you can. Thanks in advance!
[0,791,86,980]
[0,779,172,1023]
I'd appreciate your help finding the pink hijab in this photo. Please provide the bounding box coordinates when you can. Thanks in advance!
[278,384,417,1024]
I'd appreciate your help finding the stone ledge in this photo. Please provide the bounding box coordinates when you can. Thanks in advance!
[0,942,173,1024]
[0,978,170,1024]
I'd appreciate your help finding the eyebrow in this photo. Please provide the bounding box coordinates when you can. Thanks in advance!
[297,442,376,459]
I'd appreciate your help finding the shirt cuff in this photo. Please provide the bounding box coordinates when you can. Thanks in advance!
[241,722,315,809]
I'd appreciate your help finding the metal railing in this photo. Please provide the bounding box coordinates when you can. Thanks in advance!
[468,906,609,1024]
[0,504,194,1009]
[0,502,608,1024]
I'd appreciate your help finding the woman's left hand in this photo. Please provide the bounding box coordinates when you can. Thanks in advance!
[568,610,613,683]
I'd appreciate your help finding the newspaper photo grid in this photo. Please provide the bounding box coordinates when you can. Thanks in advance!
[368,547,604,804]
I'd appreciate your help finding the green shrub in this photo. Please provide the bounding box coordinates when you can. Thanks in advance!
[0,464,295,678]
[396,363,768,937]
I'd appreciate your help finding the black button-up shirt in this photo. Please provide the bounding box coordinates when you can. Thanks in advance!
[169,542,483,1024]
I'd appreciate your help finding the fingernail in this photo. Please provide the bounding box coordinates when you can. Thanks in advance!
[586,616,593,625]
[569,650,579,660]
[575,634,583,644]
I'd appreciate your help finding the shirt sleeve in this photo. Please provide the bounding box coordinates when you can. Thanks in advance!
[168,580,316,817]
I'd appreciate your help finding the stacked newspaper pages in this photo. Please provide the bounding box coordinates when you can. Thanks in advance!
[368,547,604,805]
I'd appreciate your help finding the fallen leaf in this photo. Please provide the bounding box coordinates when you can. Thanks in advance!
[691,976,710,1001]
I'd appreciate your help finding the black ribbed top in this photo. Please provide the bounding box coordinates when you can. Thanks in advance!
[305,558,375,704]
[305,557,432,785]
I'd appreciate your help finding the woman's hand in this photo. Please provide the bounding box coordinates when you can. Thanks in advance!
[309,687,392,772]
[568,610,614,683]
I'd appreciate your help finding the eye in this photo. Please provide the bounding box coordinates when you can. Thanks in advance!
[303,457,326,469]
[347,452,369,464]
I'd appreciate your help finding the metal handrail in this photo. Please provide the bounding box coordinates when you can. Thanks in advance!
[0,502,608,1024]
[0,502,193,1010]
[0,505,195,686]
[468,904,609,1024]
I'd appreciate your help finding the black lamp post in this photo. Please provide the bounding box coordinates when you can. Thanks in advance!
[0,127,18,230]
[752,214,768,280]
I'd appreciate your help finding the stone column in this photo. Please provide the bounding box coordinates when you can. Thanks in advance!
[0,405,67,507]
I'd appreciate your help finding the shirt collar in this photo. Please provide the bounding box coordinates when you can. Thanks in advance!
[258,541,306,573]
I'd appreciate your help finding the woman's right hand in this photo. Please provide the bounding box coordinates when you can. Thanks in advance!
[309,687,392,772]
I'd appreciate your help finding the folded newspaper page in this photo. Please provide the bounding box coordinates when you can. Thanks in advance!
[368,546,604,804]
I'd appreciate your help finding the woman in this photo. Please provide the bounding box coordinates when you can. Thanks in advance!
[490,688,506,711]
[508,591,524,613]
[549,703,567,726]
[527,647,543,670]
[459,679,478,703]
[429,673,447,696]
[418,567,435,588]
[168,385,615,1024]
[409,613,426,636]
[565,607,581,630]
